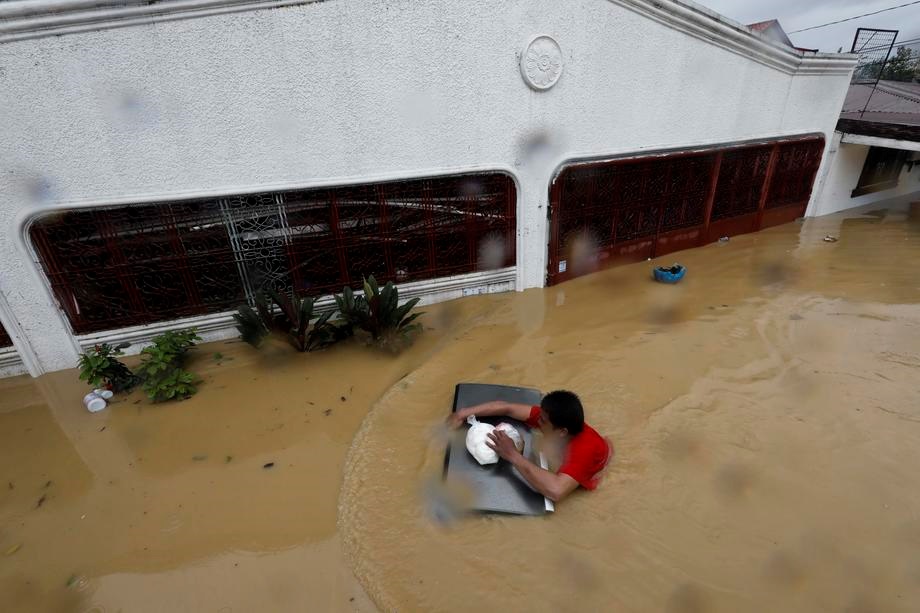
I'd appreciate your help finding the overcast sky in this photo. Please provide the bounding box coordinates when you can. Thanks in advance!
[698,0,920,52]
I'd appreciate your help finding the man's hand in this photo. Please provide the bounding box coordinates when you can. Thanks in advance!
[446,410,468,429]
[487,429,522,461]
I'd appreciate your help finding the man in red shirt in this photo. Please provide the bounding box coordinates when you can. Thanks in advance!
[449,390,610,502]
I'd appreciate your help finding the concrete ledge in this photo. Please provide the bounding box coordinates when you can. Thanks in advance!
[73,267,516,357]
[840,133,920,153]
[0,346,26,378]
[837,119,920,151]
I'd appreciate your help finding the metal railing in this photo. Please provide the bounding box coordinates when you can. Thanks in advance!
[847,28,920,119]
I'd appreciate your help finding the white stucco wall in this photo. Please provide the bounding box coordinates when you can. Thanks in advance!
[810,134,920,217]
[0,0,855,376]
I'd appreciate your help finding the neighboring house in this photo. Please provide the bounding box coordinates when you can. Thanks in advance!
[747,19,818,54]
[810,79,920,216]
[0,0,856,378]
[747,19,795,48]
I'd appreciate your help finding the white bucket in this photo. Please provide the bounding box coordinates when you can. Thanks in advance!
[83,392,107,413]
[93,389,114,400]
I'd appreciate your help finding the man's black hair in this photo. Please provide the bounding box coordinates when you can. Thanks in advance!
[540,390,585,435]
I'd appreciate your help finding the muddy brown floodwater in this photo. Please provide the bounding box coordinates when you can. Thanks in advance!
[3,204,920,612]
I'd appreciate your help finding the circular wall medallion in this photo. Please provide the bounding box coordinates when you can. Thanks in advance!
[520,35,563,91]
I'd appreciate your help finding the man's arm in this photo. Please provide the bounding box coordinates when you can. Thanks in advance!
[448,400,533,428]
[487,431,579,502]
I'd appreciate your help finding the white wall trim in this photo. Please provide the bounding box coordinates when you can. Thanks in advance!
[13,163,521,214]
[840,133,920,153]
[547,131,826,188]
[74,267,516,354]
[0,346,24,370]
[0,0,857,77]
[0,284,42,377]
[609,0,855,76]
[0,0,322,43]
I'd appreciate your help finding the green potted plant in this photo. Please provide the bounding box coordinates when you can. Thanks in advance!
[77,342,140,393]
[233,289,350,352]
[135,329,201,402]
[334,275,423,349]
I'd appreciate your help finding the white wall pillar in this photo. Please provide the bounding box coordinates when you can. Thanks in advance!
[806,132,843,218]
[514,164,552,291]
[0,215,80,376]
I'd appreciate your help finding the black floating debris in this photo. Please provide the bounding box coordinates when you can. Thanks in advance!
[263,462,275,469]
[324,409,332,416]
[340,396,346,402]
[36,495,46,509]
[192,455,207,462]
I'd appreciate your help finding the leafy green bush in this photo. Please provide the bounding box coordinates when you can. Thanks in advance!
[334,275,423,348]
[233,289,348,352]
[136,329,201,402]
[77,342,140,392]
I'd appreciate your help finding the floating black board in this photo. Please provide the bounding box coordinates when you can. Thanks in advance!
[443,383,551,516]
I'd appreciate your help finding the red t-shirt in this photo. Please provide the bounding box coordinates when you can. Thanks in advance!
[526,406,611,490]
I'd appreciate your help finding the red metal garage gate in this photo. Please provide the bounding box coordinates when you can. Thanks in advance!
[547,135,825,285]
[30,173,516,334]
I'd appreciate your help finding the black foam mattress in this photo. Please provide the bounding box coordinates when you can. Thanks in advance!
[443,383,552,516]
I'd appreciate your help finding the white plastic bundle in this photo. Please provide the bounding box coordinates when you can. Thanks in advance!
[465,417,524,465]
[495,422,524,453]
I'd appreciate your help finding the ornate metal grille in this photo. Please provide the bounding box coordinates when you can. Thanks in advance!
[30,173,516,334]
[766,140,825,208]
[30,199,246,334]
[548,136,824,285]
[658,155,716,233]
[710,146,772,221]
[0,320,12,349]
[553,152,716,250]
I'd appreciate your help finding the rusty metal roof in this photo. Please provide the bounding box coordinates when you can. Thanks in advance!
[840,81,920,127]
